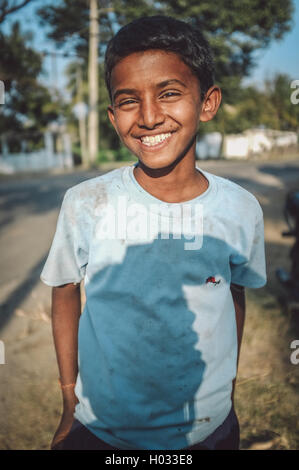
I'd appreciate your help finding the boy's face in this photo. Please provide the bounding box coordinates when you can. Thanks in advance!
[108,50,220,170]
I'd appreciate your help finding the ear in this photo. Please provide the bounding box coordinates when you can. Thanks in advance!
[199,86,222,122]
[107,105,118,133]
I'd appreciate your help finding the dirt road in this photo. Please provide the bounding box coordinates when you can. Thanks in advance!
[0,159,299,449]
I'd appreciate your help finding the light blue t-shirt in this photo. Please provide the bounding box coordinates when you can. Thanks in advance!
[40,164,267,449]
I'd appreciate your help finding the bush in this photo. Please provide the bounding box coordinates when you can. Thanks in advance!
[97,149,115,163]
[72,144,82,166]
[97,147,137,163]
[115,146,136,162]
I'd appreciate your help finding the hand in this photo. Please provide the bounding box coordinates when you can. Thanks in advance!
[51,388,79,450]
[231,378,236,408]
[51,408,75,450]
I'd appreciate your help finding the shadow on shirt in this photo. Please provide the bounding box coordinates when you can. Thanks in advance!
[76,234,266,449]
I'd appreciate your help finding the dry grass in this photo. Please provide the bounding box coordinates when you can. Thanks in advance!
[236,289,299,450]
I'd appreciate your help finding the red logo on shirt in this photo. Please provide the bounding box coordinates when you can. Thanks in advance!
[206,276,221,285]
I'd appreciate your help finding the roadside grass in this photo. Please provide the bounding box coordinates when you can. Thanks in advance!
[236,288,299,450]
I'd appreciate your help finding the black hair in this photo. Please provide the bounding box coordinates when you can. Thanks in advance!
[104,15,215,102]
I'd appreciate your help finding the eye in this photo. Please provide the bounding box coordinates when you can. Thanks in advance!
[160,91,181,100]
[116,99,138,108]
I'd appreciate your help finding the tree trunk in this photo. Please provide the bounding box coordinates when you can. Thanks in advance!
[87,0,99,165]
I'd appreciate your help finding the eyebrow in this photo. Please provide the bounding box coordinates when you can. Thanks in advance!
[157,79,187,89]
[113,88,138,102]
[112,79,187,102]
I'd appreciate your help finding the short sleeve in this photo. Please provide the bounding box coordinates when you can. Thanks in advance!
[40,189,89,286]
[230,206,267,288]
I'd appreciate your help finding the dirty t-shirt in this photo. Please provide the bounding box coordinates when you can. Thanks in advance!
[40,164,267,450]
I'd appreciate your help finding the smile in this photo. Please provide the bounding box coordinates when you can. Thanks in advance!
[140,133,172,147]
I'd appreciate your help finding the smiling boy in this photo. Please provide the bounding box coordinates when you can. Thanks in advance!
[41,16,267,450]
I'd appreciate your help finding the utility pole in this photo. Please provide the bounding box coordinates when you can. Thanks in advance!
[87,0,99,165]
[76,63,88,166]
[51,51,58,94]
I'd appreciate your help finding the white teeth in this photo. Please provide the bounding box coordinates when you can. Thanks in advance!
[141,133,171,146]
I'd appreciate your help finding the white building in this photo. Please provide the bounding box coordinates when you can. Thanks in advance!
[197,128,298,160]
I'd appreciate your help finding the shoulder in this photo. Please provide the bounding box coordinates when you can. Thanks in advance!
[205,170,264,222]
[59,166,129,223]
[66,167,126,199]
[64,166,128,208]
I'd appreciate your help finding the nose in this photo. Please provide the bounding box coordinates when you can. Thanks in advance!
[138,96,165,129]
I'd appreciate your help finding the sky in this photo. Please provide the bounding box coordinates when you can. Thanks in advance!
[243,0,299,87]
[2,0,299,92]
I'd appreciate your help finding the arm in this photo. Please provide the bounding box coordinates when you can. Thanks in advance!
[51,282,81,449]
[230,283,246,407]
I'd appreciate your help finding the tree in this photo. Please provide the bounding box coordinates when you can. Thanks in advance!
[39,0,294,96]
[88,0,99,165]
[0,0,35,23]
[201,74,299,135]
[0,22,60,150]
[38,0,295,153]
[264,74,299,131]
[65,59,120,154]
[160,0,293,101]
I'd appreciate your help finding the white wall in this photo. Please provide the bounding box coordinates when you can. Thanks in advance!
[0,132,73,173]
[197,129,298,160]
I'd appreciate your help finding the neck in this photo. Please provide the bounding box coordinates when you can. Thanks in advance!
[133,151,209,203]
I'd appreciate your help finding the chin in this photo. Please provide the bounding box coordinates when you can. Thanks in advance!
[137,155,179,171]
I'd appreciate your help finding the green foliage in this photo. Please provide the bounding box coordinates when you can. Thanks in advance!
[65,60,121,153]
[97,146,136,163]
[161,0,294,103]
[264,74,299,130]
[0,0,35,24]
[200,73,299,136]
[0,22,61,146]
[116,146,136,161]
[38,0,294,104]
[38,0,295,155]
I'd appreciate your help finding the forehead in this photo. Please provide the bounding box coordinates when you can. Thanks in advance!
[110,49,199,95]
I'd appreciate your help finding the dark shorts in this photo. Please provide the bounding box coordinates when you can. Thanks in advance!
[55,407,239,450]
